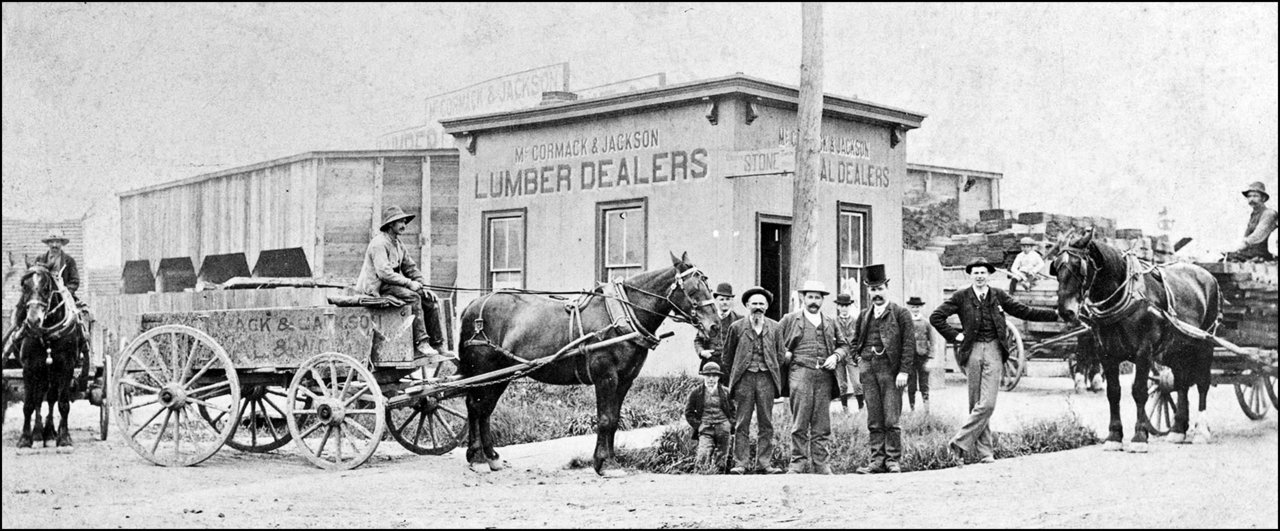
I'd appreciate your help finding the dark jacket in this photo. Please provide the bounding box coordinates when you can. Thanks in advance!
[721,316,786,398]
[929,286,1058,367]
[36,250,80,294]
[850,302,917,375]
[694,310,743,366]
[684,383,735,439]
[778,310,852,399]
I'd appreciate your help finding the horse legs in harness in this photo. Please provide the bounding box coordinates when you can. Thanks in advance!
[19,362,49,448]
[1101,357,1125,451]
[464,378,510,471]
[1189,346,1214,444]
[1126,355,1153,453]
[591,368,622,475]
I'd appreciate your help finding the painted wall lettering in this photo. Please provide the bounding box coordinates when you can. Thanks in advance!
[476,147,709,199]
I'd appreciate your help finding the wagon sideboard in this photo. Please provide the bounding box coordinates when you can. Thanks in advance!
[139,306,415,369]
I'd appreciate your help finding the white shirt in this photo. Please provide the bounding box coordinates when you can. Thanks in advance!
[1011,250,1045,276]
[872,303,888,319]
[804,310,822,327]
[972,285,990,301]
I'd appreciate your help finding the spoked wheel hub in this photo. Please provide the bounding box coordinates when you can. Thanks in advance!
[314,398,347,425]
[158,385,190,411]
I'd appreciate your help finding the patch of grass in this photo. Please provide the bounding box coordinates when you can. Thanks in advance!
[487,374,699,447]
[608,404,1100,474]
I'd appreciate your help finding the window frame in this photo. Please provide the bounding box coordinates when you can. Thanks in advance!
[480,207,528,290]
[836,202,873,306]
[595,197,649,283]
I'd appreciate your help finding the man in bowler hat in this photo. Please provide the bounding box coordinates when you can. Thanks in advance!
[694,282,743,381]
[778,280,850,474]
[356,205,447,359]
[930,257,1058,465]
[833,292,864,412]
[905,296,934,412]
[850,265,916,474]
[721,286,786,474]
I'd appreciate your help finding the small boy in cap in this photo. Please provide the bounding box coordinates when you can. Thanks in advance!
[905,296,934,411]
[684,361,735,472]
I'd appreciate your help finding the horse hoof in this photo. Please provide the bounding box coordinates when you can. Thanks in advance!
[1192,432,1213,445]
[600,468,629,479]
[1124,442,1149,453]
[487,459,508,471]
[18,437,33,449]
[1164,432,1187,444]
[1102,440,1124,452]
[57,437,73,448]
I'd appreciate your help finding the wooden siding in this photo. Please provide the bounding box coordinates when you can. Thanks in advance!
[429,156,459,287]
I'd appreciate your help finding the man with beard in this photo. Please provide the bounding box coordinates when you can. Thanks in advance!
[694,282,743,382]
[850,265,915,474]
[1227,181,1277,261]
[930,258,1059,465]
[721,287,786,475]
[778,280,850,474]
[833,292,864,412]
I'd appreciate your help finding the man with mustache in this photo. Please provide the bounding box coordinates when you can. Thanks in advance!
[694,282,744,383]
[930,257,1059,465]
[833,292,864,412]
[778,280,850,474]
[1227,181,1277,261]
[721,286,786,475]
[849,265,916,474]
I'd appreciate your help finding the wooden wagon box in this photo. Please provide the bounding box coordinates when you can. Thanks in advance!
[139,306,415,370]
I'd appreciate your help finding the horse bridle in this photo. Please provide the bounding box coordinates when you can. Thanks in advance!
[1052,248,1099,300]
[619,265,716,332]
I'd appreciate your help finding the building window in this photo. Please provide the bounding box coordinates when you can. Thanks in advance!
[837,202,872,304]
[597,198,647,282]
[482,209,526,290]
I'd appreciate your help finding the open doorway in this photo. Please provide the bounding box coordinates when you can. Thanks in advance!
[757,215,791,321]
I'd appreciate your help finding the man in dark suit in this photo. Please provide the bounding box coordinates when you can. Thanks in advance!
[694,282,744,382]
[721,286,786,475]
[930,257,1059,465]
[849,265,916,474]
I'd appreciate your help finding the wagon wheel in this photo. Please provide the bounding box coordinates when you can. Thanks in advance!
[1145,365,1175,436]
[197,384,298,453]
[111,325,240,466]
[385,362,468,455]
[1267,373,1278,410]
[1000,319,1026,392]
[1234,375,1271,420]
[286,352,385,470]
[99,355,111,441]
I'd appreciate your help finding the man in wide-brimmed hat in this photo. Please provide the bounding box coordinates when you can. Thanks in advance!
[832,292,863,412]
[930,257,1058,466]
[355,206,447,360]
[1228,181,1277,261]
[1008,237,1045,292]
[684,361,735,472]
[848,266,915,474]
[694,282,743,381]
[721,286,786,475]
[36,228,81,298]
[778,279,850,474]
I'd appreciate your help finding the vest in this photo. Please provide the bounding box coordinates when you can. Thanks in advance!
[1243,208,1275,259]
[975,292,1001,342]
[702,385,728,425]
[793,316,826,367]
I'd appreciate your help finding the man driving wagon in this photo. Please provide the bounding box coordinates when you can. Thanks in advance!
[356,206,451,361]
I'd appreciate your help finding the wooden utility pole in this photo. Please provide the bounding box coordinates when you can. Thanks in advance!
[791,2,823,294]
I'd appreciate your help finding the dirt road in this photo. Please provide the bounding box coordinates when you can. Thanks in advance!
[3,375,1276,528]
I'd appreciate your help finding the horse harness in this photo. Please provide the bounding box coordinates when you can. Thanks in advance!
[17,265,82,367]
[1057,247,1217,337]
[464,266,712,386]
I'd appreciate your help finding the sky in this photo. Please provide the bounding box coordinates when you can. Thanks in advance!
[3,2,1277,267]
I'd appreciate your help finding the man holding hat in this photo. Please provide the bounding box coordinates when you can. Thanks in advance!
[1228,181,1277,261]
[356,205,446,359]
[778,280,850,474]
[905,296,934,412]
[694,282,743,380]
[684,361,735,472]
[721,286,786,474]
[1008,237,1045,292]
[848,265,915,474]
[832,292,864,412]
[930,257,1058,465]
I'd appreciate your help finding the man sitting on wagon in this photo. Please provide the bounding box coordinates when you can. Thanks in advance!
[356,205,449,361]
[1227,181,1277,262]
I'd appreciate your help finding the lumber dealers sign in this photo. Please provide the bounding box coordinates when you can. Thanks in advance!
[473,128,710,199]
[731,127,891,188]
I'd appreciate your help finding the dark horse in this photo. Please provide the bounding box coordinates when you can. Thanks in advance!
[457,252,721,475]
[14,265,85,448]
[1048,228,1219,451]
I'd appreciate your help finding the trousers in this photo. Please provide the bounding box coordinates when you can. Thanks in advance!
[695,421,732,471]
[862,356,903,466]
[907,358,930,405]
[952,340,1001,460]
[732,370,777,470]
[380,285,445,348]
[788,366,834,468]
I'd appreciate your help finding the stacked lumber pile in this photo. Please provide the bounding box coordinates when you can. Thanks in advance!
[1199,261,1279,348]
[929,209,1173,269]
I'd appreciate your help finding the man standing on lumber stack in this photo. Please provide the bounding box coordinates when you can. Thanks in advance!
[1227,181,1277,262]
[356,205,449,361]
